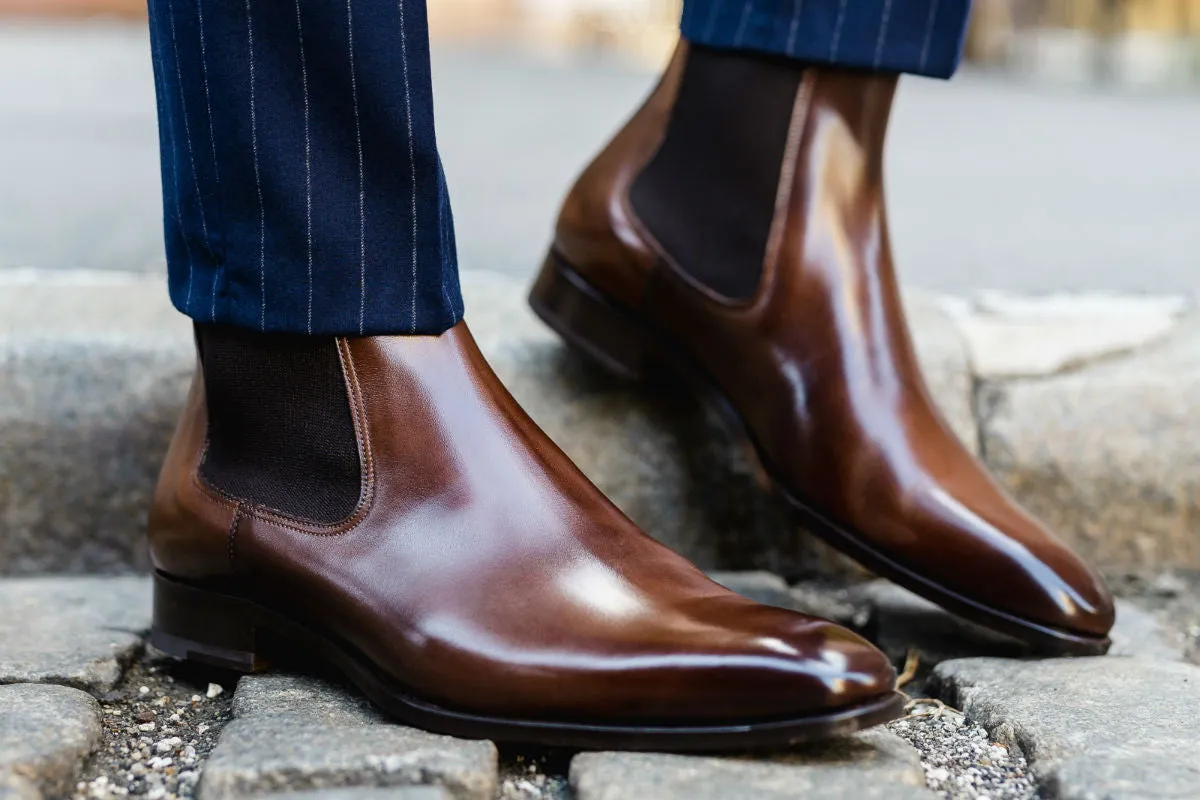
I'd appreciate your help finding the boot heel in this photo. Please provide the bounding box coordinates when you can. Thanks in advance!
[150,571,270,673]
[529,252,650,381]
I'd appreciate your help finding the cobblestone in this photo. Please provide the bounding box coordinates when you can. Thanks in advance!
[201,675,498,800]
[933,656,1200,799]
[0,577,150,692]
[0,684,101,800]
[569,729,932,799]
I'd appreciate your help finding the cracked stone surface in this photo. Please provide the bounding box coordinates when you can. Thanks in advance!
[0,576,150,692]
[0,684,101,800]
[980,312,1200,574]
[569,729,932,799]
[199,674,498,800]
[932,656,1200,799]
[942,291,1190,379]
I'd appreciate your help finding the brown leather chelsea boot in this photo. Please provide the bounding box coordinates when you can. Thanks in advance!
[531,42,1115,656]
[148,321,901,750]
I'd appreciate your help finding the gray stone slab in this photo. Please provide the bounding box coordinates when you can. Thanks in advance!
[979,312,1200,574]
[932,656,1200,799]
[201,675,497,800]
[569,729,932,800]
[0,576,150,692]
[943,292,1190,379]
[0,271,192,575]
[859,580,1183,668]
[0,684,101,800]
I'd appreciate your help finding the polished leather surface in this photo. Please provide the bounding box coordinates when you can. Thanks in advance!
[552,51,1114,640]
[149,322,894,723]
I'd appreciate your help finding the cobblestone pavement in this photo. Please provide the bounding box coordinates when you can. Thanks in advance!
[2,21,1199,295]
[2,573,1198,799]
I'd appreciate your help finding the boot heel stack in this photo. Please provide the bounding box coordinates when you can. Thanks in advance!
[529,252,650,382]
[150,571,270,673]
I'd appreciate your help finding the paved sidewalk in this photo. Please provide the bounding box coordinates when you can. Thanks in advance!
[1,21,1198,295]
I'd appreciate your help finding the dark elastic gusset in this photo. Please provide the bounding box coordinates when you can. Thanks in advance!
[631,44,805,300]
[196,324,362,524]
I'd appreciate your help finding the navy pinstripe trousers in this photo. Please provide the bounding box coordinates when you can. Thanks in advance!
[148,0,971,336]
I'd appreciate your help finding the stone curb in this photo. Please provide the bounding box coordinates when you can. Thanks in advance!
[1,269,1196,575]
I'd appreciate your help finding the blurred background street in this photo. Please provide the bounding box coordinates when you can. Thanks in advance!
[0,1,1197,294]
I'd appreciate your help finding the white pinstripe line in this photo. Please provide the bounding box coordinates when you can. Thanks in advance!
[195,0,223,321]
[785,0,803,56]
[397,0,419,334]
[733,2,752,46]
[149,2,196,313]
[348,0,366,336]
[166,0,209,314]
[829,0,847,59]
[438,169,453,323]
[701,0,722,42]
[919,0,941,72]
[873,0,893,67]
[295,0,313,334]
[246,0,265,331]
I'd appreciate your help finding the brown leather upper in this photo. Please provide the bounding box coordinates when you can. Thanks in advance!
[553,49,1114,640]
[150,323,894,723]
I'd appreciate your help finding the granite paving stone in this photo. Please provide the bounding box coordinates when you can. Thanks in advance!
[0,576,150,693]
[943,292,1190,379]
[0,684,102,800]
[932,656,1200,799]
[979,312,1200,574]
[569,729,933,800]
[0,270,191,575]
[200,675,497,800]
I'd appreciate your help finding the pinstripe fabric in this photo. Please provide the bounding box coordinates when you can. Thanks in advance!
[682,0,972,79]
[147,0,462,336]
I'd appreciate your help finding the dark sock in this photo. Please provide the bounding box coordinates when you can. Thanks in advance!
[630,44,805,301]
[195,324,362,524]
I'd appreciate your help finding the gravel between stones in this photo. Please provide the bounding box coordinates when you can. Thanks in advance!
[70,656,235,800]
[888,705,1034,800]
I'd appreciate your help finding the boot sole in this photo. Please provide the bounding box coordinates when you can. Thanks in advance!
[150,570,904,751]
[528,251,1112,658]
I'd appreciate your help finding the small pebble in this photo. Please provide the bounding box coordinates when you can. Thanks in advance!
[205,683,224,699]
[155,737,182,754]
